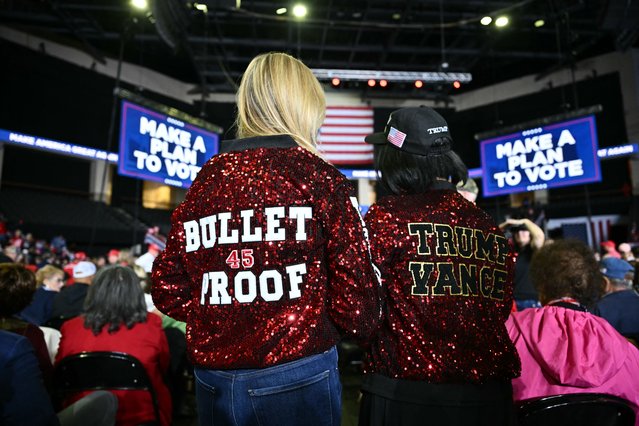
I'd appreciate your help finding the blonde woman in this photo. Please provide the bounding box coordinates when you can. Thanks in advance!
[152,52,382,426]
[19,264,65,325]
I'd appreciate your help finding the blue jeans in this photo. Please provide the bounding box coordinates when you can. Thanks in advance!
[194,346,342,426]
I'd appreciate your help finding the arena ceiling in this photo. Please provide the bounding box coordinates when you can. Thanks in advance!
[1,0,638,100]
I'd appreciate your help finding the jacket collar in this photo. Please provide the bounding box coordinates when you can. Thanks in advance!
[429,180,457,191]
[220,134,298,154]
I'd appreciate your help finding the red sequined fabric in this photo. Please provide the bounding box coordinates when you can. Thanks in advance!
[152,135,382,369]
[363,188,521,382]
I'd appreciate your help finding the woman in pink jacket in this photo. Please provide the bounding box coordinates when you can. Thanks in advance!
[507,239,639,422]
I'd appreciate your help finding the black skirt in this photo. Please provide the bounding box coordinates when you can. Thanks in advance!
[358,374,515,426]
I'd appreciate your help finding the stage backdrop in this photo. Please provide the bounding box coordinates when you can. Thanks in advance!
[318,106,374,165]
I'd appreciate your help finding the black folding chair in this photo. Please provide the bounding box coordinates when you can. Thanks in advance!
[517,393,637,426]
[54,351,161,425]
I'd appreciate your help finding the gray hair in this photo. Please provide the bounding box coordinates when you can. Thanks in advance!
[607,275,634,289]
[83,265,147,335]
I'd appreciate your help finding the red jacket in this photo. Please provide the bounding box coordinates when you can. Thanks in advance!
[56,314,171,426]
[152,135,382,369]
[363,184,520,383]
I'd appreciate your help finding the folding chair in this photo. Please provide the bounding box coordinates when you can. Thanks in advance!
[517,393,637,426]
[54,351,161,425]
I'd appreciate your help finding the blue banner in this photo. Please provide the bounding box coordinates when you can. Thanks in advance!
[480,115,601,197]
[0,129,118,162]
[118,100,219,188]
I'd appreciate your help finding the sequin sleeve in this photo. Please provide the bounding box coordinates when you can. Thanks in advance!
[323,182,383,341]
[364,203,396,269]
[151,205,191,322]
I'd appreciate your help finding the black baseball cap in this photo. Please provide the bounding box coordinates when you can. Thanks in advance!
[364,107,452,156]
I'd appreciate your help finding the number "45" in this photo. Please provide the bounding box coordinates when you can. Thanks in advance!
[225,249,255,269]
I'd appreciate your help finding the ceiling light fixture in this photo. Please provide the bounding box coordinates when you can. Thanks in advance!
[480,16,492,26]
[495,16,509,27]
[194,3,208,13]
[130,0,148,10]
[312,69,472,84]
[292,4,307,18]
[276,7,287,15]
[534,19,545,28]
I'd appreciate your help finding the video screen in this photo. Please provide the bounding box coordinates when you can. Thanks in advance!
[479,115,601,197]
[118,100,220,188]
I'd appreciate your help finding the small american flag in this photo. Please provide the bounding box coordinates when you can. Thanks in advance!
[386,126,406,148]
[318,106,374,165]
[387,127,406,148]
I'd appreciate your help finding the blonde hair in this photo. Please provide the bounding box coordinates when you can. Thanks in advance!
[236,52,326,154]
[35,264,64,286]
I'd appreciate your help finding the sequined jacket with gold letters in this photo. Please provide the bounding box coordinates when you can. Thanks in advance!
[363,183,520,382]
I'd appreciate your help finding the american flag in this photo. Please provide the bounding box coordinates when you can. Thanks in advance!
[387,127,406,148]
[318,106,374,165]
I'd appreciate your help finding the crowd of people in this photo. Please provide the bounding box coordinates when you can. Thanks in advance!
[2,51,639,426]
[0,225,183,426]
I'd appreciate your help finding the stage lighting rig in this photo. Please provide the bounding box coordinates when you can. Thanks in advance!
[312,69,472,86]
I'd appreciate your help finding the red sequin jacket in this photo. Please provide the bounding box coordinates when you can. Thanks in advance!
[363,184,521,383]
[152,135,382,369]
